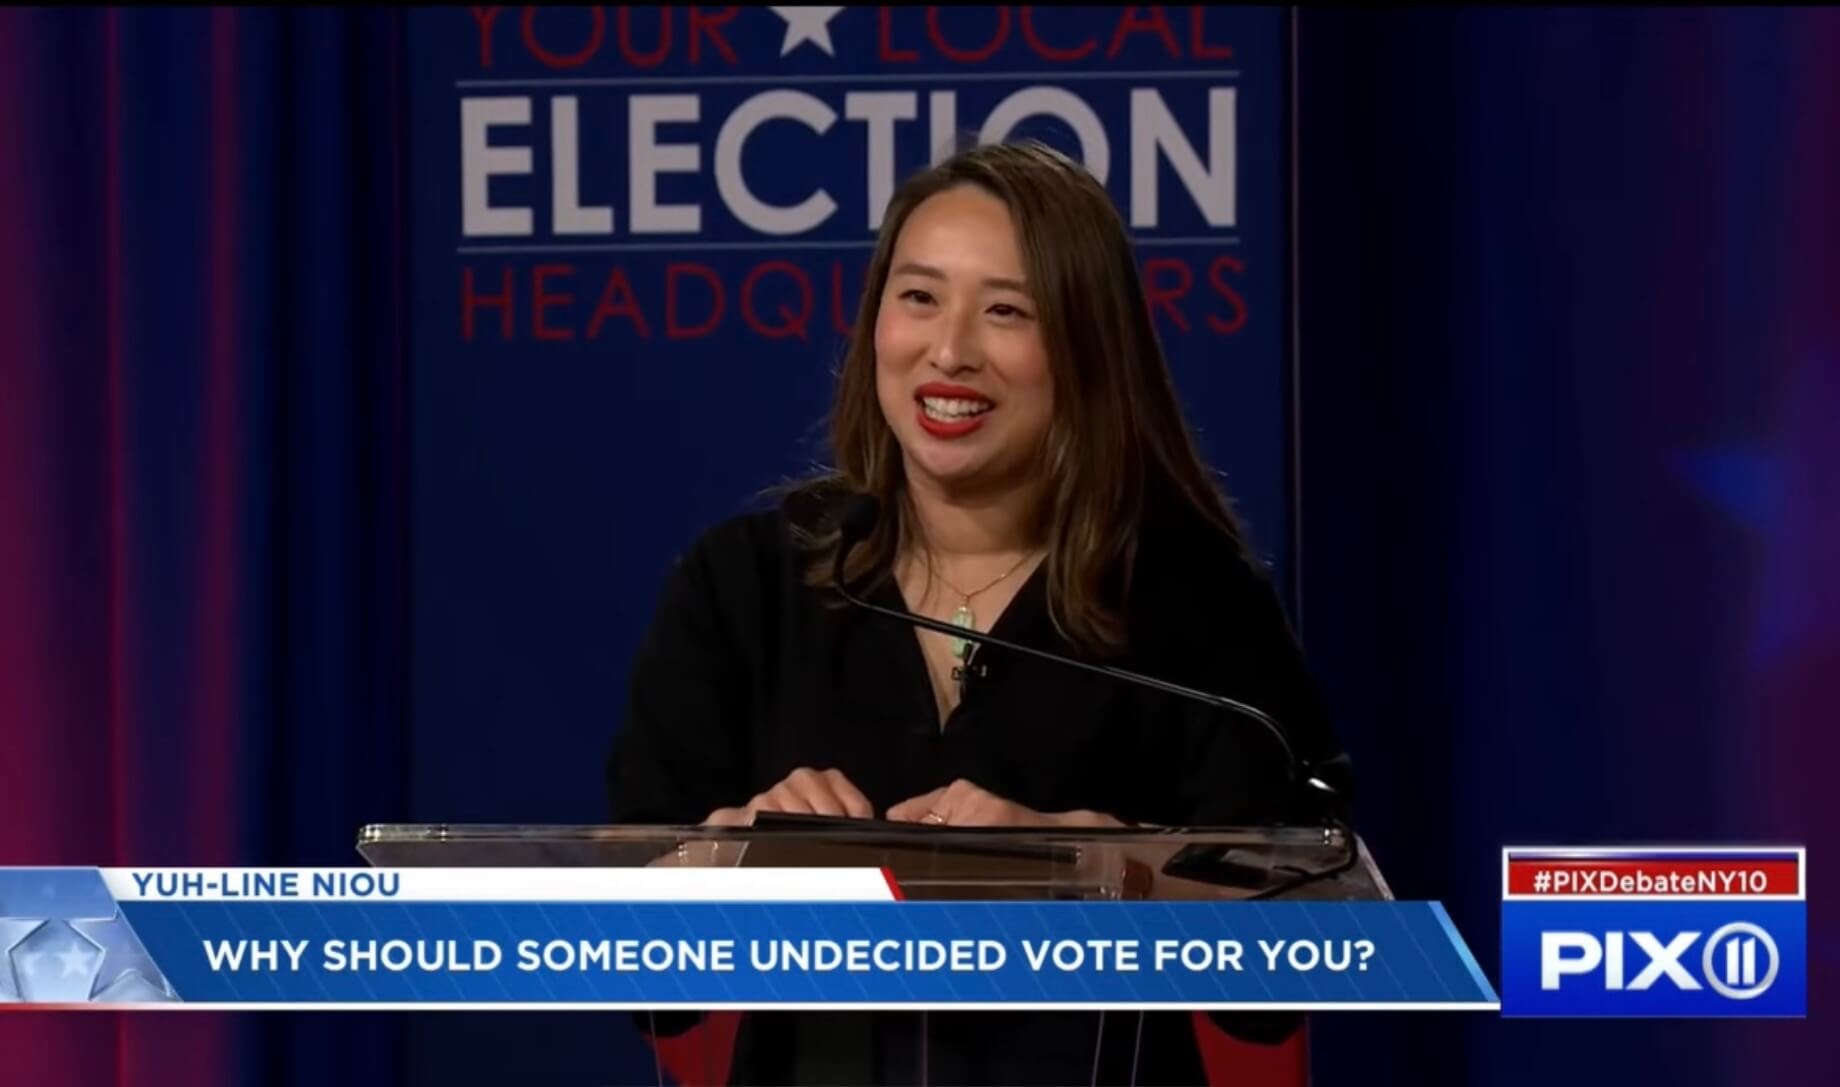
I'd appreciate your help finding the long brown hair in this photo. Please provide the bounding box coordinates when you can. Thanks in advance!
[791,139,1246,655]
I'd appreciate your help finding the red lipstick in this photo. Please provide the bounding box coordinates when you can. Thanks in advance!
[913,383,994,440]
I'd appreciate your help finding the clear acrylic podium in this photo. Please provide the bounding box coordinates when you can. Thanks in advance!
[357,821,1390,1086]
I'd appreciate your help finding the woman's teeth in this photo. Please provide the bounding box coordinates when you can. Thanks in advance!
[921,397,993,421]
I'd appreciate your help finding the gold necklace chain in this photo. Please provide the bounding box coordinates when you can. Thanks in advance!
[920,549,1040,669]
[923,549,1037,605]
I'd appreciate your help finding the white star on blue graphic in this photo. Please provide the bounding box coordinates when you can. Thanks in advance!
[12,920,103,1002]
[769,7,844,57]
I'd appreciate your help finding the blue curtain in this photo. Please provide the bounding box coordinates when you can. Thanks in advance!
[1296,8,1838,1084]
[0,8,407,1085]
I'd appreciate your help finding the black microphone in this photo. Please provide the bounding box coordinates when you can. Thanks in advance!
[827,493,1345,819]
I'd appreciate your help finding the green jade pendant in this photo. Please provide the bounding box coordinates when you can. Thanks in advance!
[950,603,976,661]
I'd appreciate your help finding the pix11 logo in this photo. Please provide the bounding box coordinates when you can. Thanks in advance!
[1499,847,1805,1017]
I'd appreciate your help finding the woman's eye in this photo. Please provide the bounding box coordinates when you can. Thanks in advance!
[900,289,936,305]
[989,303,1032,319]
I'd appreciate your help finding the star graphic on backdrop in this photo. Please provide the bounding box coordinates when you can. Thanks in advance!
[72,915,178,1002]
[769,7,844,57]
[56,945,91,978]
[11,920,102,1002]
[0,871,179,1003]
[0,919,42,1001]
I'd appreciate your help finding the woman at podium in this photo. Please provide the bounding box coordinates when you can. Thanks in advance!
[608,139,1351,1085]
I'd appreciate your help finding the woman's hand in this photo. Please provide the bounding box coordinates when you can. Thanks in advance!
[886,778,1127,829]
[703,766,875,824]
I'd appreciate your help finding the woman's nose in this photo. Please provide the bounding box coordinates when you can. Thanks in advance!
[927,309,981,375]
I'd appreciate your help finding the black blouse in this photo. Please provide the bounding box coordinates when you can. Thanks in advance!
[606,488,1353,1084]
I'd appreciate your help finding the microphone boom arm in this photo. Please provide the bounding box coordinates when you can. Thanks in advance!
[829,538,1302,778]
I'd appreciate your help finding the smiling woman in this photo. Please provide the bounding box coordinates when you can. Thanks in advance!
[876,186,1055,499]
[605,139,1351,1084]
